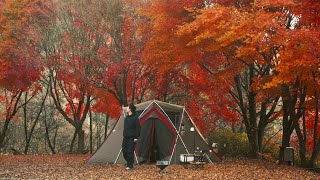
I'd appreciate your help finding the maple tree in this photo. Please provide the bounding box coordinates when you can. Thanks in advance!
[228,0,320,167]
[0,0,42,148]
[250,0,320,167]
[85,0,153,106]
[143,0,285,158]
[143,0,319,166]
[35,0,153,153]
[35,0,100,153]
[0,0,42,91]
[141,0,213,132]
[273,31,320,167]
[48,0,152,107]
[235,0,318,165]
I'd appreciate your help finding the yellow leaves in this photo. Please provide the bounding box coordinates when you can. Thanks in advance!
[236,46,257,59]
[257,29,319,90]
[0,0,33,54]
[0,0,29,31]
[187,29,212,46]
[253,11,280,30]
[177,4,259,53]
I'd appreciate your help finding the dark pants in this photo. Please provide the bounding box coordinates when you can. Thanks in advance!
[122,137,136,168]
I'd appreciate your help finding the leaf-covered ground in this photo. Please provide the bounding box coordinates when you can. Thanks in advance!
[0,155,319,179]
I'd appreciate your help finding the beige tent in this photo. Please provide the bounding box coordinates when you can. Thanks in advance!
[87,100,222,164]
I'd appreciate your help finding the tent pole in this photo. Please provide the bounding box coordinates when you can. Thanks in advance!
[114,148,122,164]
[176,110,191,155]
[134,151,139,164]
[138,101,154,119]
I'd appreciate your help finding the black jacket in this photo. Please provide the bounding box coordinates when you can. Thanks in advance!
[123,113,140,138]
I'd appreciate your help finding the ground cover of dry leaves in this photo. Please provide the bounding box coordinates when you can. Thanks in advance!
[0,155,319,179]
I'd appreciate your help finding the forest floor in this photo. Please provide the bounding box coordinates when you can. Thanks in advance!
[0,154,319,179]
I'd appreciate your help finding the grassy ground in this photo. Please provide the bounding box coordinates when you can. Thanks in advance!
[0,155,319,179]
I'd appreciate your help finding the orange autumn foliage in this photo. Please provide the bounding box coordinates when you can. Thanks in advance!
[0,0,42,91]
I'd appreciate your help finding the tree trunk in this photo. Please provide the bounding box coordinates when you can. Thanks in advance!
[53,125,58,151]
[232,72,259,157]
[43,93,57,154]
[44,118,56,154]
[77,128,85,153]
[230,67,278,159]
[258,103,267,152]
[69,130,77,153]
[97,123,101,149]
[24,88,48,154]
[23,93,29,154]
[294,118,308,167]
[247,67,258,158]
[309,71,320,168]
[247,130,258,158]
[0,91,23,147]
[257,124,266,152]
[0,118,12,146]
[239,123,244,133]
[286,81,306,166]
[0,119,10,146]
[279,129,291,164]
[310,139,320,168]
[104,114,109,140]
[279,84,295,164]
[279,111,296,164]
[90,111,93,153]
[298,140,307,167]
[294,89,307,167]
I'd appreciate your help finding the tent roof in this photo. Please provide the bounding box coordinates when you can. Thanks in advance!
[134,100,184,112]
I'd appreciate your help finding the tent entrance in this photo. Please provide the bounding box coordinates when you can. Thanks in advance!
[149,121,159,163]
[136,117,175,164]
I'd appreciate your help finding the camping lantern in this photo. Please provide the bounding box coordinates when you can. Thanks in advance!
[212,143,218,153]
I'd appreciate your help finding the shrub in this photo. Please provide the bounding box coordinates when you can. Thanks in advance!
[261,139,281,161]
[208,129,249,157]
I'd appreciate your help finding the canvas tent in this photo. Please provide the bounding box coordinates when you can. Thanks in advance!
[87,100,222,164]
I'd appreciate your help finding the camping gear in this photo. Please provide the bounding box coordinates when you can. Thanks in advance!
[156,160,169,173]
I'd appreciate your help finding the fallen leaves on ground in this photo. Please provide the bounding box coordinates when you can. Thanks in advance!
[0,155,319,179]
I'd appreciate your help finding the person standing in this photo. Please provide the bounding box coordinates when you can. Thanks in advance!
[122,104,140,170]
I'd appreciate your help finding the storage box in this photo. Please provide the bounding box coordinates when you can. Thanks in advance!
[179,154,194,163]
